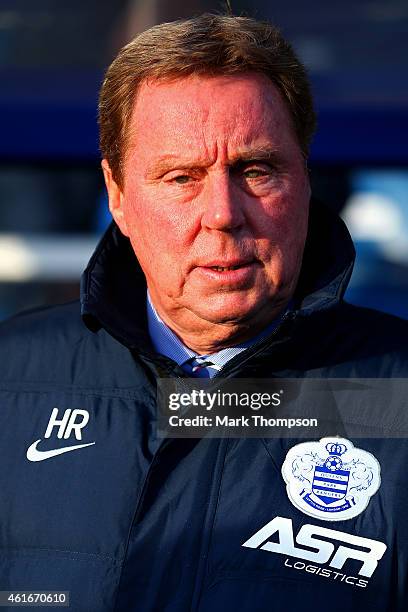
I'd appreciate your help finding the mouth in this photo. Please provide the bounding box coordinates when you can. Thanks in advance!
[208,264,246,272]
[193,259,259,284]
[198,258,256,271]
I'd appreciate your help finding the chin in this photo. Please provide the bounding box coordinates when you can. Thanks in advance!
[192,297,266,326]
[201,286,291,324]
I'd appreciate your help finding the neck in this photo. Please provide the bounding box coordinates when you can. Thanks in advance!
[148,292,289,354]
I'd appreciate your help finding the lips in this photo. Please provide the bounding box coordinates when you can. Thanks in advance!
[209,264,246,272]
[197,259,256,271]
[192,258,260,285]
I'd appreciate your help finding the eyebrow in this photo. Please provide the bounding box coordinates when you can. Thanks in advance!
[146,147,282,177]
[228,147,282,165]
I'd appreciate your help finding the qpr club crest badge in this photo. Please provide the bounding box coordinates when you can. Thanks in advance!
[281,437,381,521]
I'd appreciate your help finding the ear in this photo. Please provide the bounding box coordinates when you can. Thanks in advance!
[101,159,129,237]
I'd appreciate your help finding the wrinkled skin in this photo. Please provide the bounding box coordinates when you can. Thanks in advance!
[102,73,310,353]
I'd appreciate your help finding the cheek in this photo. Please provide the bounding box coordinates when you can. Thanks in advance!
[124,182,195,246]
[257,191,309,276]
[260,198,308,244]
[121,192,191,292]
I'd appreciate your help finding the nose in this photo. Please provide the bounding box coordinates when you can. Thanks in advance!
[200,172,245,232]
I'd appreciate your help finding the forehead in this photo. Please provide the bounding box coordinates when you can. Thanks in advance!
[127,73,299,162]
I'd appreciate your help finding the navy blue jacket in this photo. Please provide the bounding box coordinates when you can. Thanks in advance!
[0,201,407,611]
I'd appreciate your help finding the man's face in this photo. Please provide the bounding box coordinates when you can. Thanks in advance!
[103,73,310,352]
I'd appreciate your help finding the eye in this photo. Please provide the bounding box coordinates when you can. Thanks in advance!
[243,168,270,179]
[233,161,281,195]
[163,171,197,185]
[173,175,192,184]
[243,160,277,177]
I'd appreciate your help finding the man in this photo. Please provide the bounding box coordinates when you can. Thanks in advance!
[0,13,407,612]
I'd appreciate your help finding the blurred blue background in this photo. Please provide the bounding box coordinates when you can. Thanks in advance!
[0,0,407,320]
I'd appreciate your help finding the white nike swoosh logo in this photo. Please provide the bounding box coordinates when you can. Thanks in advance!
[26,439,96,462]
